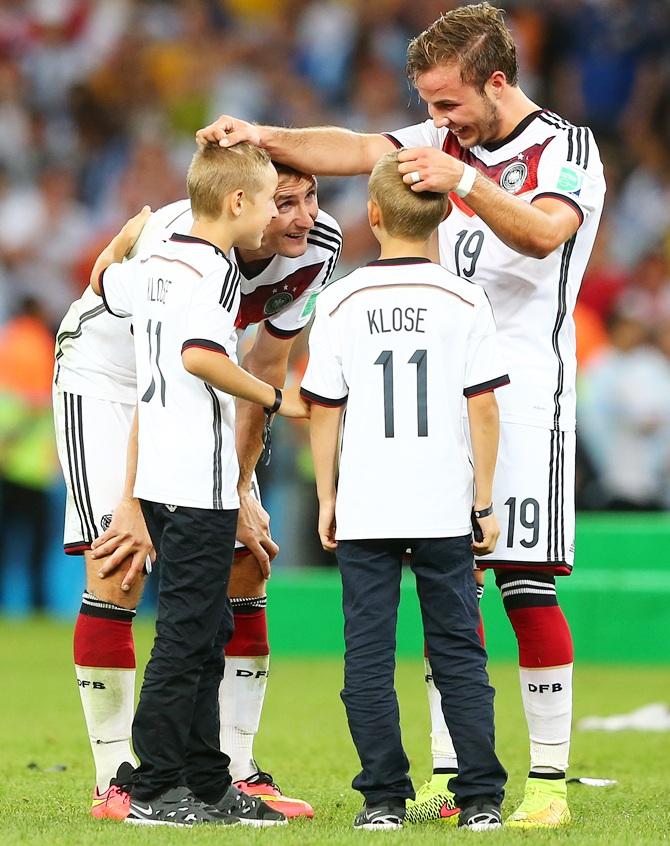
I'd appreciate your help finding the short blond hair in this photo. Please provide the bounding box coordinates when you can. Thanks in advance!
[368,151,448,241]
[406,2,518,91]
[187,143,273,219]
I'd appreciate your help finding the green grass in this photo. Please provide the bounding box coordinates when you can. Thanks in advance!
[2,619,669,845]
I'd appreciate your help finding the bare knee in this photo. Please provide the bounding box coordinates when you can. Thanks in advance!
[229,552,267,599]
[84,551,145,608]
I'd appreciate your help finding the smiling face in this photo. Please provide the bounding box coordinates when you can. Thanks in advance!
[235,163,279,250]
[416,63,503,149]
[255,174,318,258]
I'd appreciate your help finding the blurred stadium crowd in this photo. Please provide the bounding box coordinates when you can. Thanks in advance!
[1,0,670,606]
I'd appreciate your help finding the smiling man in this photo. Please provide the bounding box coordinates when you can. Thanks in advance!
[197,1,605,829]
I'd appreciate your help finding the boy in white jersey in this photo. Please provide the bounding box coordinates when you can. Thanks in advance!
[54,169,340,820]
[197,1,606,826]
[89,142,304,827]
[301,151,508,831]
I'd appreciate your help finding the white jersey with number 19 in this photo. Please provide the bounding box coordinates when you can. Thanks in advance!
[301,258,509,540]
[386,110,606,431]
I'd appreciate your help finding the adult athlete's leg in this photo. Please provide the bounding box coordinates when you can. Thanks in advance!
[219,549,313,818]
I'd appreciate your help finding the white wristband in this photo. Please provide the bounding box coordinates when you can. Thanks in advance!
[454,163,477,198]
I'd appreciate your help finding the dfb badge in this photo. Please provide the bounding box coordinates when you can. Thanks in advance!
[264,291,293,316]
[100,513,113,531]
[500,161,528,194]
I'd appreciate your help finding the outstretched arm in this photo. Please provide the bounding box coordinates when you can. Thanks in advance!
[90,206,152,293]
[196,115,394,176]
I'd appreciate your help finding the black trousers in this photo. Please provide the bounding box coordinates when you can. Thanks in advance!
[337,535,507,807]
[130,500,237,801]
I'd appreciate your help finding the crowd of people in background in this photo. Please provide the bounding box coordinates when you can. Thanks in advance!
[1,0,670,603]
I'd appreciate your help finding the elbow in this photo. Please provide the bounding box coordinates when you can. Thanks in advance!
[182,348,203,378]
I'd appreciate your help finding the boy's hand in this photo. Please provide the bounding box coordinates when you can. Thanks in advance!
[90,205,151,288]
[277,386,311,419]
[236,493,279,579]
[318,500,337,552]
[472,512,500,556]
[91,496,155,591]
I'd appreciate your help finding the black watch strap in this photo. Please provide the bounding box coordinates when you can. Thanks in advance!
[264,387,282,416]
[472,503,494,519]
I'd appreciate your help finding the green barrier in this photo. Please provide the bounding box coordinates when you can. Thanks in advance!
[267,513,670,664]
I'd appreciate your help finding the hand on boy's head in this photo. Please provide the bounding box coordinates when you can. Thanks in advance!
[196,114,262,148]
[472,513,500,556]
[397,146,461,194]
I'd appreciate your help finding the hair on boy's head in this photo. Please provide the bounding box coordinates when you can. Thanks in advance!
[187,142,273,219]
[368,151,449,240]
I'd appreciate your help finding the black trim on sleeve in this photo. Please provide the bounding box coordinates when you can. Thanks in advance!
[367,257,432,267]
[532,192,584,226]
[98,268,125,318]
[181,339,229,356]
[383,133,403,149]
[264,320,303,340]
[463,374,510,398]
[300,387,348,407]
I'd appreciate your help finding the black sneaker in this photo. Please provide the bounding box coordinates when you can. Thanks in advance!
[208,783,287,827]
[353,799,405,830]
[458,797,502,830]
[125,785,238,827]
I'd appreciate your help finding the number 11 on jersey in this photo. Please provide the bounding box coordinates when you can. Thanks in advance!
[374,349,428,438]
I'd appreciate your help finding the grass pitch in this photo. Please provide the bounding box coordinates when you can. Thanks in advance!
[2,618,669,845]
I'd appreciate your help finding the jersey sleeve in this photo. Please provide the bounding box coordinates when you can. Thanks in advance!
[384,119,445,151]
[99,260,135,318]
[265,216,343,339]
[533,126,605,226]
[463,294,510,397]
[182,264,240,357]
[300,299,348,407]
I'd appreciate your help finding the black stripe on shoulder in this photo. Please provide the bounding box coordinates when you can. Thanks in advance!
[264,321,303,340]
[55,304,107,359]
[310,224,342,247]
[300,387,348,407]
[312,219,342,240]
[463,374,510,398]
[307,237,339,254]
[575,127,583,167]
[99,268,125,318]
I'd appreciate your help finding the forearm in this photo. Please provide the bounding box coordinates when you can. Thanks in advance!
[310,405,342,504]
[257,125,390,176]
[236,356,288,493]
[467,395,500,508]
[465,174,569,259]
[123,409,139,499]
[183,349,276,408]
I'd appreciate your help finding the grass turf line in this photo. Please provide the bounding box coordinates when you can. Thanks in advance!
[2,618,669,844]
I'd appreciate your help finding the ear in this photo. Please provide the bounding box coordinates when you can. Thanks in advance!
[227,189,245,218]
[367,199,381,228]
[486,70,507,99]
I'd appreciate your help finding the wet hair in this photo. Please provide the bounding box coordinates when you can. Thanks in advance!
[406,2,518,92]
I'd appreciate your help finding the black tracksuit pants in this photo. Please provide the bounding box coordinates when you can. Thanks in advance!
[337,534,507,808]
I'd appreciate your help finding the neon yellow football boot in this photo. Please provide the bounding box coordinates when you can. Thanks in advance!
[506,776,571,828]
[405,773,459,824]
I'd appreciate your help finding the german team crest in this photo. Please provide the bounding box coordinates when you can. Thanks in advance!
[264,291,294,315]
[500,161,528,193]
[100,513,113,531]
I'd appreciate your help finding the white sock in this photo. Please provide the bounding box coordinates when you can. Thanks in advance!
[75,665,137,790]
[519,664,573,774]
[219,655,269,782]
[425,659,458,771]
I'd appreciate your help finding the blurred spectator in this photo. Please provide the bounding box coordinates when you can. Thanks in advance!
[618,249,670,331]
[0,297,58,610]
[579,312,670,509]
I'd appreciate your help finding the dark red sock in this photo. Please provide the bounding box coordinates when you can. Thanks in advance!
[225,608,269,657]
[73,610,135,669]
[507,605,573,667]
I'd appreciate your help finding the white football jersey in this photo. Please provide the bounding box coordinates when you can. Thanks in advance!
[301,258,509,540]
[386,109,605,431]
[54,201,341,401]
[100,233,241,510]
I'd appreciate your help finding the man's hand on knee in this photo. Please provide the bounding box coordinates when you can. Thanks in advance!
[91,496,155,590]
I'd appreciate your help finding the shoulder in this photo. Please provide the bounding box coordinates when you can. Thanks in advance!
[536,110,601,169]
[308,209,343,254]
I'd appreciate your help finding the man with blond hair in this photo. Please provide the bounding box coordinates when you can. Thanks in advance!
[198,1,606,828]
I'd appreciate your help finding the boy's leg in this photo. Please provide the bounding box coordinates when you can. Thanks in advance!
[410,535,506,809]
[337,538,412,805]
[130,502,236,801]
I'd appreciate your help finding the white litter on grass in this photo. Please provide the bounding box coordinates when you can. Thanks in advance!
[567,778,618,787]
[577,703,670,732]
